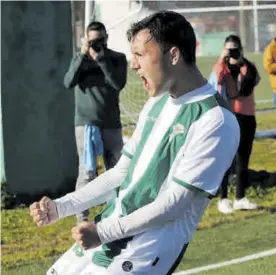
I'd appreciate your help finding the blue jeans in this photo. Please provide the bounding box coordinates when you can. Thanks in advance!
[273,92,276,106]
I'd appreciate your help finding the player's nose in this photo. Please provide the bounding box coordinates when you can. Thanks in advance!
[130,56,140,71]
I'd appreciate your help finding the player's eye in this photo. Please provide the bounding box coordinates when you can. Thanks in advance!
[134,52,143,57]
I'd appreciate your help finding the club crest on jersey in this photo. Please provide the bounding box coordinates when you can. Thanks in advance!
[169,123,185,142]
[122,261,133,272]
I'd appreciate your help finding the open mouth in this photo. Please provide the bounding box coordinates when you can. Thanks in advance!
[141,76,149,89]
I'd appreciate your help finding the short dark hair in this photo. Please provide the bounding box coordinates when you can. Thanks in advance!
[224,35,242,50]
[86,21,107,35]
[127,11,196,65]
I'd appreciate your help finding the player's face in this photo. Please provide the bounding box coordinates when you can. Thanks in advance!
[130,29,170,97]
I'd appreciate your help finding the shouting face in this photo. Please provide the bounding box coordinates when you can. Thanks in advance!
[130,29,172,97]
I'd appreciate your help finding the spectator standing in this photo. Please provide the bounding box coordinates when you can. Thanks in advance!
[209,35,261,214]
[64,21,127,222]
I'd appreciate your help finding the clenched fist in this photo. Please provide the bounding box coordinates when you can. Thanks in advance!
[29,196,59,226]
[71,222,101,250]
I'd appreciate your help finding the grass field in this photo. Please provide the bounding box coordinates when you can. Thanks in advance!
[1,54,276,275]
[2,187,276,275]
[120,53,275,125]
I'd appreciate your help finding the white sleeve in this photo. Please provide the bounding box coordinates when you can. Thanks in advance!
[97,183,209,244]
[54,155,130,219]
[96,108,240,243]
[172,107,240,197]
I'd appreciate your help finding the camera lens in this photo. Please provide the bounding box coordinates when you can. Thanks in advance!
[88,38,104,52]
[229,48,240,59]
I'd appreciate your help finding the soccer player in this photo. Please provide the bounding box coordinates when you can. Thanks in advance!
[30,11,240,275]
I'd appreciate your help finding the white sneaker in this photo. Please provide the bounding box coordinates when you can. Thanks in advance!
[233,197,258,210]
[218,199,234,214]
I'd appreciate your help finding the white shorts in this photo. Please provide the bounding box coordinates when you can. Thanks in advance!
[47,224,188,275]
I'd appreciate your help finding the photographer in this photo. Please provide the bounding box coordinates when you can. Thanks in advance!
[209,35,261,214]
[64,21,127,223]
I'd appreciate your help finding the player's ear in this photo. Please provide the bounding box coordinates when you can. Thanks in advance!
[169,47,181,66]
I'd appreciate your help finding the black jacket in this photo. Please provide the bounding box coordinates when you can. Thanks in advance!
[64,49,127,128]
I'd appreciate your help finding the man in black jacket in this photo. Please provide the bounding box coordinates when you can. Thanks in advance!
[64,21,127,222]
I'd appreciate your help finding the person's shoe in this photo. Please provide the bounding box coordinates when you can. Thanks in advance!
[218,199,234,214]
[233,197,258,210]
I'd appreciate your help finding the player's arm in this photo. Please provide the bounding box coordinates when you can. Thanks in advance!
[29,102,148,227]
[96,109,240,243]
[54,110,148,219]
[30,155,130,226]
[54,155,130,219]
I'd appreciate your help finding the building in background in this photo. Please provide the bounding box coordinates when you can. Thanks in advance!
[71,0,276,59]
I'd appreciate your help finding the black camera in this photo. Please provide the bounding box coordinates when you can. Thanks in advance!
[88,38,105,53]
[228,48,241,59]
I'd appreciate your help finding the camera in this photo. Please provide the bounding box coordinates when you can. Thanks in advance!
[228,48,241,59]
[88,38,105,53]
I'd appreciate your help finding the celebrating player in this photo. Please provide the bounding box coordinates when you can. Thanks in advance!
[30,11,240,275]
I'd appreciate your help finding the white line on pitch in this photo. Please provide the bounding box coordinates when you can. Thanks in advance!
[174,248,276,275]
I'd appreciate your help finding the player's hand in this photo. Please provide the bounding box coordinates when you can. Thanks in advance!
[220,48,230,61]
[29,196,59,226]
[71,222,101,250]
[81,37,89,55]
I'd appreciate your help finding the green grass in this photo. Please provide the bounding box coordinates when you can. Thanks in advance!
[187,255,276,275]
[5,253,276,275]
[175,214,276,273]
[2,206,276,275]
[250,112,276,172]
[255,112,276,131]
[120,53,275,125]
[2,181,276,272]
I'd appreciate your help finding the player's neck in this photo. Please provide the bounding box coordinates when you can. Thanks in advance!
[169,65,207,99]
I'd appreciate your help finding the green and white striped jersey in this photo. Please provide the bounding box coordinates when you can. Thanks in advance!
[91,83,240,267]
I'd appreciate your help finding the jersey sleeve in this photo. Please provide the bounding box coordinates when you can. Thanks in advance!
[172,107,240,197]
